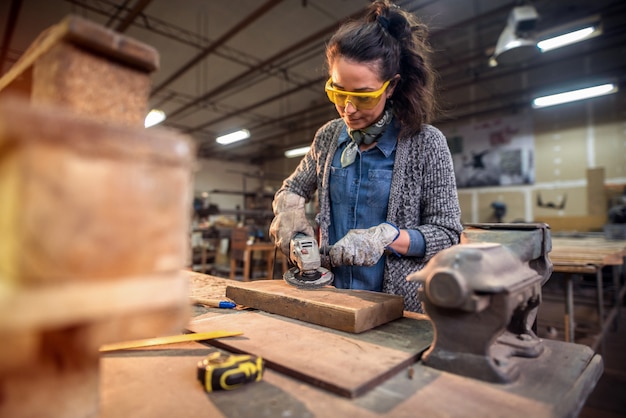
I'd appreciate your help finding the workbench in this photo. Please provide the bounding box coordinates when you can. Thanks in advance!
[544,234,626,349]
[99,272,603,418]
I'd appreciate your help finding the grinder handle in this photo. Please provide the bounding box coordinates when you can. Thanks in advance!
[319,245,332,256]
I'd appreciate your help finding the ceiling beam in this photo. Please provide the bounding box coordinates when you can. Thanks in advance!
[164,0,444,126]
[162,6,367,122]
[115,0,152,32]
[105,0,132,28]
[184,75,325,135]
[151,0,285,96]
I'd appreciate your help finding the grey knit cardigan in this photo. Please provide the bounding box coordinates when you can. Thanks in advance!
[275,118,463,312]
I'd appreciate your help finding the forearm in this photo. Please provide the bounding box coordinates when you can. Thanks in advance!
[388,229,425,257]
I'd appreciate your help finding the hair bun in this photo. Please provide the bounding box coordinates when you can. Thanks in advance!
[377,15,390,31]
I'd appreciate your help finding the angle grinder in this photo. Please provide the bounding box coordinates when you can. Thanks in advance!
[283,233,334,289]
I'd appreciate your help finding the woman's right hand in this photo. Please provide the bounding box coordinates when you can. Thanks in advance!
[269,191,314,255]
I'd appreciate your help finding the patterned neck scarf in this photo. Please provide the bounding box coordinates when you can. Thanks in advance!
[341,107,393,168]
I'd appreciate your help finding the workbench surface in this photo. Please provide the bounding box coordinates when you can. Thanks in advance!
[545,235,626,347]
[100,272,603,418]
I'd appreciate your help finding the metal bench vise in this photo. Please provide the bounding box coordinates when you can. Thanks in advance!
[408,223,552,383]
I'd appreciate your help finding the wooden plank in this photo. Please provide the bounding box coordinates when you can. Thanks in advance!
[549,253,623,265]
[99,338,602,418]
[187,310,432,398]
[552,237,626,249]
[536,216,606,233]
[552,263,598,274]
[549,237,626,266]
[225,280,404,333]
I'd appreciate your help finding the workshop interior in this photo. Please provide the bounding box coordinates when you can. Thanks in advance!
[1,0,625,417]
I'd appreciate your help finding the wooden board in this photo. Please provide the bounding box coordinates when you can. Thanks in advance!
[99,328,602,418]
[187,310,432,398]
[225,280,404,333]
[550,237,626,266]
[535,215,606,233]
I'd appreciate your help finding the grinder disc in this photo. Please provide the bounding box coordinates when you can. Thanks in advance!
[283,267,334,289]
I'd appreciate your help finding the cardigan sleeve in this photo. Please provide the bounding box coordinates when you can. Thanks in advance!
[414,126,463,260]
[274,119,341,203]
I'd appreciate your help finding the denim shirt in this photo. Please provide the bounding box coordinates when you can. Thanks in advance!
[329,122,425,291]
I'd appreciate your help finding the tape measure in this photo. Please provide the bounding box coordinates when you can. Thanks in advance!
[197,352,264,392]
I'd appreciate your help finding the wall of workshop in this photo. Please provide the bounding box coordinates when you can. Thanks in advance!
[192,158,267,217]
[441,89,626,226]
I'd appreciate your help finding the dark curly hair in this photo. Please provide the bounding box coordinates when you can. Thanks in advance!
[326,0,438,138]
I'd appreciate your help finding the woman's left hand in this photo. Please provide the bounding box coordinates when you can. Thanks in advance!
[329,222,399,266]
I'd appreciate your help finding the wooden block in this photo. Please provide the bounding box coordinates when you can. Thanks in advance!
[188,310,432,398]
[32,41,152,126]
[0,306,188,418]
[0,273,189,343]
[0,95,192,415]
[0,97,195,284]
[225,280,404,333]
[0,16,187,418]
[0,327,101,418]
[0,15,158,126]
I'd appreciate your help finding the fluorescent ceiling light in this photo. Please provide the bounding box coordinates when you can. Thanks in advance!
[532,83,618,108]
[284,146,310,158]
[144,109,166,128]
[537,26,598,52]
[216,129,250,145]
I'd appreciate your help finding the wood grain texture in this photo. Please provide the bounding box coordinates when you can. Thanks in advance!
[225,280,404,333]
[0,15,186,417]
[0,344,100,418]
[0,15,158,126]
[0,98,195,284]
[100,330,602,417]
[98,275,602,417]
[550,237,626,266]
[32,41,152,125]
[188,310,432,398]
[0,273,189,333]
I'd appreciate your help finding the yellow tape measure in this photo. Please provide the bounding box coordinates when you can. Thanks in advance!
[197,351,264,392]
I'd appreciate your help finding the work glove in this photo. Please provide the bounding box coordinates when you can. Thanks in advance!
[329,222,400,267]
[269,191,315,255]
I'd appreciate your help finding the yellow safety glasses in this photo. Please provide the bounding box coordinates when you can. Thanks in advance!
[325,78,391,110]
